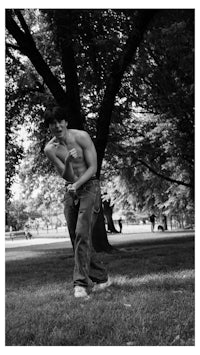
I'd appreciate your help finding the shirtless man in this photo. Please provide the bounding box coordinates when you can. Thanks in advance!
[44,106,108,299]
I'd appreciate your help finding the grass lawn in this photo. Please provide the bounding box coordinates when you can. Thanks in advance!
[5,234,195,346]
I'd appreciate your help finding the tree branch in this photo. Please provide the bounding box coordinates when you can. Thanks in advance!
[136,158,193,188]
[6,42,21,51]
[6,10,67,106]
[95,10,158,177]
[14,9,34,40]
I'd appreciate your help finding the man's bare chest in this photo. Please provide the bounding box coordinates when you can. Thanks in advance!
[55,142,83,163]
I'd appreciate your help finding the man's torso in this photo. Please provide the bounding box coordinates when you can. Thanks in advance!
[48,130,88,181]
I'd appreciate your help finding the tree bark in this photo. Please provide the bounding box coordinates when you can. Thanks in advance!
[53,10,84,129]
[92,203,114,252]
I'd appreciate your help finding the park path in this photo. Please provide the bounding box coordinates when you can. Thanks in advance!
[5,229,194,262]
[5,229,194,250]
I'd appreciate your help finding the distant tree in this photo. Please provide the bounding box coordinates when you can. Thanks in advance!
[6,200,29,230]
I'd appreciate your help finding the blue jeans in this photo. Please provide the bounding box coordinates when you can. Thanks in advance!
[64,179,108,288]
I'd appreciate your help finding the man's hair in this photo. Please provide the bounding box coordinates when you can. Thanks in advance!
[44,106,69,127]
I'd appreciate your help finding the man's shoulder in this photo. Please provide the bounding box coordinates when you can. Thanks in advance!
[70,129,92,145]
[70,129,88,138]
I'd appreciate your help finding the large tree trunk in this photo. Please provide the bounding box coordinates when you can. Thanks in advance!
[92,203,114,253]
[54,10,84,129]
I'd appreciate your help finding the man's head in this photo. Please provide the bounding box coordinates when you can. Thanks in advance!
[44,106,70,139]
[44,106,69,127]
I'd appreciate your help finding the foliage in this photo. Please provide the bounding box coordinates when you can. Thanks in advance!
[100,10,194,217]
[130,9,194,188]
[5,54,25,198]
[6,149,66,229]
[6,199,29,230]
[5,9,156,178]
[5,9,194,223]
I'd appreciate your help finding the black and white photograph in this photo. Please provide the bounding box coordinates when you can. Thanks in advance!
[4,4,195,348]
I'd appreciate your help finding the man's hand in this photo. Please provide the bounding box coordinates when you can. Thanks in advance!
[62,148,78,184]
[65,148,78,163]
[67,183,77,194]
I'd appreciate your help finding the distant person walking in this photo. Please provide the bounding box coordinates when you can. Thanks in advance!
[118,218,123,233]
[149,214,156,232]
[162,213,168,230]
[9,226,13,241]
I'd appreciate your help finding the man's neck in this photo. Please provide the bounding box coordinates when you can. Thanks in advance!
[56,130,71,145]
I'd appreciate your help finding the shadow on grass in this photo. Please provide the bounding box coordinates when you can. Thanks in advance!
[5,234,195,347]
[6,235,194,292]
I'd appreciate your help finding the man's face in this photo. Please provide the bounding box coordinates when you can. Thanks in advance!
[49,119,68,139]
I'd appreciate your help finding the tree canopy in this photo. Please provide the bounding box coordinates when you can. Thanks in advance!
[6,9,194,230]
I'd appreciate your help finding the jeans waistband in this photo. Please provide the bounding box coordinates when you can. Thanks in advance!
[65,176,99,188]
[88,176,98,182]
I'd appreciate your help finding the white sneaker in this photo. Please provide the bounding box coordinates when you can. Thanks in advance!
[74,286,90,299]
[92,279,111,292]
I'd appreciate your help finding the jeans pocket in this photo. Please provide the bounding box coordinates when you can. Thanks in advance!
[84,184,96,197]
[93,189,101,214]
[63,192,73,206]
[80,181,101,213]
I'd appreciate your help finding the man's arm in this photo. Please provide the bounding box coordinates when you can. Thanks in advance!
[44,144,75,182]
[62,149,78,182]
[44,145,64,176]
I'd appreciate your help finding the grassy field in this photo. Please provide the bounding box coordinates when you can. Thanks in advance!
[5,234,195,346]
